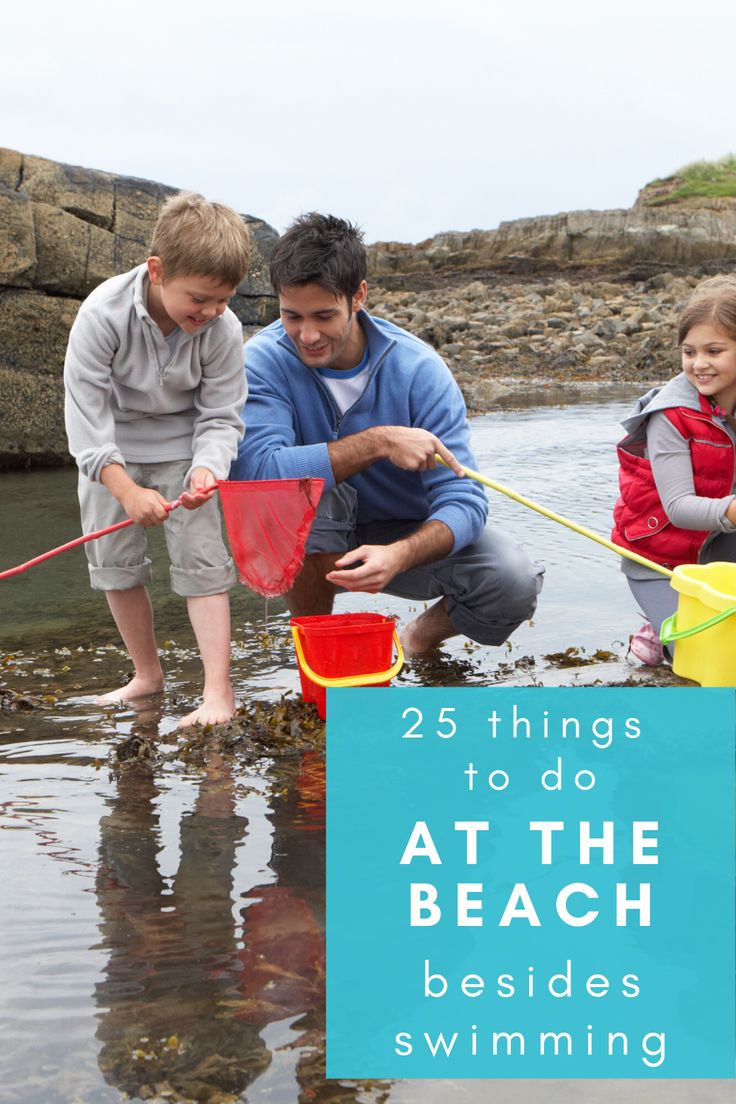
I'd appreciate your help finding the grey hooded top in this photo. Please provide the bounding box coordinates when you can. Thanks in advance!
[64,264,246,484]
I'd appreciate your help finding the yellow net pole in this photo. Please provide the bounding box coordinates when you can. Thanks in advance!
[437,456,673,580]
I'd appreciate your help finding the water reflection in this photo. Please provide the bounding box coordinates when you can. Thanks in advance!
[95,716,264,1099]
[91,703,335,1103]
[232,752,325,1028]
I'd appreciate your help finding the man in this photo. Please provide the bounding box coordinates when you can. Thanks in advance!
[231,213,543,653]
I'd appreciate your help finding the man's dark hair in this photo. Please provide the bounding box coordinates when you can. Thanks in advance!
[270,213,367,299]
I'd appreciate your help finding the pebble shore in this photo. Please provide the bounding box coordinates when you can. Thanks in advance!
[367,271,700,412]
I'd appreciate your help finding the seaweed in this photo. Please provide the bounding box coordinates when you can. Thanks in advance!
[110,695,326,773]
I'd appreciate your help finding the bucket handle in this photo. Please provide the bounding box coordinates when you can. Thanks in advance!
[290,624,405,688]
[660,604,736,644]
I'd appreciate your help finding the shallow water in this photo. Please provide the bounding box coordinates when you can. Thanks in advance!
[0,386,648,686]
[2,390,721,1104]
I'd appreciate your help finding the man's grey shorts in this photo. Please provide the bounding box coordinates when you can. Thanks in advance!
[78,459,235,597]
[306,485,544,646]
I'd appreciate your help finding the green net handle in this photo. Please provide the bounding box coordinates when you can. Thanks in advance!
[660,604,736,643]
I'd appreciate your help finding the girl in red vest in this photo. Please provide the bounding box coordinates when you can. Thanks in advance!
[612,275,736,664]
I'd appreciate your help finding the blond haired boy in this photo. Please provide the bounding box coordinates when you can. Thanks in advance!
[64,192,251,726]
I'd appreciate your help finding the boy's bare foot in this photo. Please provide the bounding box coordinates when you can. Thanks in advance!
[400,597,458,655]
[96,674,165,704]
[178,688,236,729]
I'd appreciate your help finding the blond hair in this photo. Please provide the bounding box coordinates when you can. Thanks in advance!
[678,274,736,344]
[150,191,252,287]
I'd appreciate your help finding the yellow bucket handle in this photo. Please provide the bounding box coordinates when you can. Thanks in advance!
[291,624,404,688]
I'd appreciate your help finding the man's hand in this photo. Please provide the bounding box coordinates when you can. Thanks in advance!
[328,426,466,483]
[119,484,170,527]
[325,520,454,594]
[325,544,408,593]
[180,466,218,510]
[381,427,465,476]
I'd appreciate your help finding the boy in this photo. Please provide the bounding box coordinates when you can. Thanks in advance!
[64,192,251,726]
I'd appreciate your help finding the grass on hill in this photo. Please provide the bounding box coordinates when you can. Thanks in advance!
[645,155,736,205]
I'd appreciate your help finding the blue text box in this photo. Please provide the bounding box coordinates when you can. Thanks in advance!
[326,687,735,1079]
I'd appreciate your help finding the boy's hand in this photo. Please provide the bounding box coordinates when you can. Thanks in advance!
[120,485,170,527]
[180,467,218,510]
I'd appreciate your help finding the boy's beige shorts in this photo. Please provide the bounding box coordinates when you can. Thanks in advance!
[78,459,235,596]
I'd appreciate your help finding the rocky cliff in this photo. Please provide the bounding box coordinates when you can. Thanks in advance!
[368,204,736,282]
[0,148,278,468]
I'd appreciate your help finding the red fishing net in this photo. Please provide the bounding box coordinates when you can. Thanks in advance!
[217,478,324,597]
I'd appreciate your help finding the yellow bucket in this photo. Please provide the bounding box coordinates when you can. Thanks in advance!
[661,562,736,686]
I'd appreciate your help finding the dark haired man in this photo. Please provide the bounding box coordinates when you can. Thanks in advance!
[231,213,543,653]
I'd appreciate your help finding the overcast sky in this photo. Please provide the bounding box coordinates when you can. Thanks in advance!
[3,0,734,243]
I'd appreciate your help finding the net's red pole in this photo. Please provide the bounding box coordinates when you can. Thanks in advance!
[0,498,185,581]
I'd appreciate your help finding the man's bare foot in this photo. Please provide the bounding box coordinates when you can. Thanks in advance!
[400,597,458,655]
[96,674,164,704]
[178,688,236,729]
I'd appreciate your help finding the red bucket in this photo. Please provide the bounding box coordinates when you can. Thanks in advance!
[290,613,404,719]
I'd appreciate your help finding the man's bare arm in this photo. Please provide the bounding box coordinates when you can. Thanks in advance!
[327,426,465,482]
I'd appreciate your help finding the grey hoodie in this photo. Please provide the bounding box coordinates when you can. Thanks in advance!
[620,372,704,438]
[64,264,246,483]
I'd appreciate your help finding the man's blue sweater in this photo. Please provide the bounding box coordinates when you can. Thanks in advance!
[230,311,488,551]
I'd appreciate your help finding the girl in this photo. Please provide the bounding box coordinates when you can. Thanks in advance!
[612,275,736,664]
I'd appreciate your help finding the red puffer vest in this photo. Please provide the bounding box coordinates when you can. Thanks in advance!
[612,396,735,568]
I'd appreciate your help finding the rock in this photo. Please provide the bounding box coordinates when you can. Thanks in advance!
[32,201,114,296]
[462,280,490,303]
[0,148,22,190]
[0,289,78,465]
[462,378,512,410]
[0,288,79,376]
[501,321,526,338]
[0,185,35,287]
[0,147,278,468]
[0,366,66,466]
[593,319,618,340]
[572,331,604,349]
[21,153,115,229]
[368,206,736,279]
[649,272,674,290]
[230,293,280,327]
[445,316,469,332]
